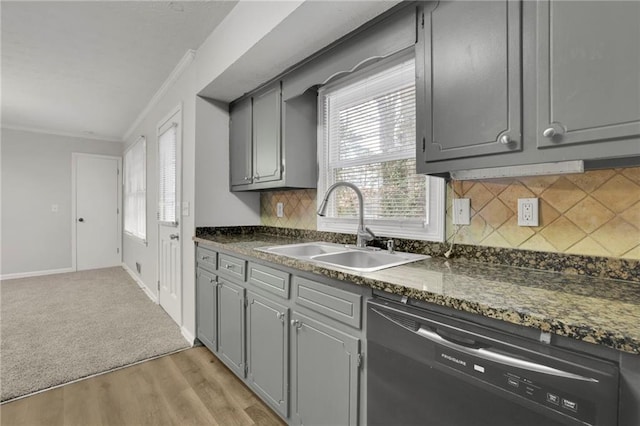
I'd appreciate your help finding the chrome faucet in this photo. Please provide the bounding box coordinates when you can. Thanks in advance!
[317,181,375,248]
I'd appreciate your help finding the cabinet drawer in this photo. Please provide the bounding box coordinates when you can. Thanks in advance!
[196,246,217,272]
[218,253,246,281]
[248,262,290,299]
[293,277,362,328]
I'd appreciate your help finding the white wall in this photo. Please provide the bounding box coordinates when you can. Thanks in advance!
[1,128,122,277]
[195,96,260,227]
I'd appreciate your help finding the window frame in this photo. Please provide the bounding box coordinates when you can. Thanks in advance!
[123,135,147,244]
[317,53,445,242]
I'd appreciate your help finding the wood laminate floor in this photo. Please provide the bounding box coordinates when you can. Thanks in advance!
[0,346,286,426]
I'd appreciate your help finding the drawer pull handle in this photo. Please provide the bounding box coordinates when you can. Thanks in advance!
[225,264,233,270]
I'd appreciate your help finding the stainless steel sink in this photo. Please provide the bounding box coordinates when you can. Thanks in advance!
[256,242,348,257]
[255,242,429,272]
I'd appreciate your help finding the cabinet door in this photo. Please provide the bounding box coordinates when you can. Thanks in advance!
[252,84,282,184]
[246,292,289,417]
[230,98,253,187]
[217,278,246,377]
[417,1,522,164]
[536,0,640,148]
[291,312,360,426]
[196,268,217,352]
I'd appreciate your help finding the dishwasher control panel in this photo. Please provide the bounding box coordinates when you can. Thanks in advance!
[436,346,595,424]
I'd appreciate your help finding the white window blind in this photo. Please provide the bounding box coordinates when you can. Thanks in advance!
[124,136,146,241]
[158,124,177,224]
[318,55,445,241]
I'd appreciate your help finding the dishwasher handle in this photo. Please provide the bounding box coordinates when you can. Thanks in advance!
[417,326,598,383]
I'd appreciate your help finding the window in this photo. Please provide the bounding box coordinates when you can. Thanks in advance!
[158,121,178,224]
[124,136,146,242]
[318,54,445,241]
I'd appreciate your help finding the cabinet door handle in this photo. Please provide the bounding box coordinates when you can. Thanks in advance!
[244,176,251,181]
[209,278,217,284]
[498,134,512,144]
[276,312,285,320]
[225,264,233,270]
[253,173,260,180]
[291,319,302,328]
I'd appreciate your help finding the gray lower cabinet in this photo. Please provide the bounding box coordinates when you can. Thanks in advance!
[196,268,217,352]
[535,0,640,150]
[291,312,360,426]
[217,277,246,377]
[246,291,289,417]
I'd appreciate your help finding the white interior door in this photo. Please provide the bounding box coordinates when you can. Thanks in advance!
[75,154,121,271]
[157,107,182,325]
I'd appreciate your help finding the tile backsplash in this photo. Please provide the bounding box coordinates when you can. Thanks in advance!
[260,167,640,260]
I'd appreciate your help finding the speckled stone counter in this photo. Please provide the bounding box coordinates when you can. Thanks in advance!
[194,231,640,355]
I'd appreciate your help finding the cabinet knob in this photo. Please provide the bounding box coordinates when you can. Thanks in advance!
[244,176,251,181]
[291,319,302,328]
[543,123,565,139]
[253,173,260,180]
[209,278,216,284]
[498,134,512,145]
[225,264,233,270]
[276,312,285,320]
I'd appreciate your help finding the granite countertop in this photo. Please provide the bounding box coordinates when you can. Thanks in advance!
[194,232,640,355]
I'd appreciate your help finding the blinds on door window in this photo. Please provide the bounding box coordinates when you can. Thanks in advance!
[320,56,428,228]
[124,136,146,240]
[158,124,177,224]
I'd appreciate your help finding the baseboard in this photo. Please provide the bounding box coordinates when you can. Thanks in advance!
[0,267,75,281]
[121,263,158,304]
[181,326,196,346]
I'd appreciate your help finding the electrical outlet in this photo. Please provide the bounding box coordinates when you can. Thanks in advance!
[452,198,470,225]
[518,198,539,226]
[276,202,284,218]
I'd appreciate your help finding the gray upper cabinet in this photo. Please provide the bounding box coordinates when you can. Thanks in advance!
[417,0,640,176]
[252,84,282,184]
[291,312,360,426]
[229,82,318,191]
[229,97,253,187]
[217,277,246,377]
[196,268,217,352]
[246,291,289,417]
[417,0,522,168]
[535,0,640,149]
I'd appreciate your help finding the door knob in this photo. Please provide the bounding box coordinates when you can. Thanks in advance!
[78,218,84,222]
[169,234,179,240]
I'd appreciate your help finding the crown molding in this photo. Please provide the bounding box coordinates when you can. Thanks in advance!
[1,124,122,143]
[123,49,197,141]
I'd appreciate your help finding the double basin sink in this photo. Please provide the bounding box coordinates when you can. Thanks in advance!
[255,241,429,273]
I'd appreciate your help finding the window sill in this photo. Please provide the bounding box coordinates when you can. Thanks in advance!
[124,232,148,247]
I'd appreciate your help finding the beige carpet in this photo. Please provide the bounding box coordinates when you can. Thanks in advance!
[0,267,189,402]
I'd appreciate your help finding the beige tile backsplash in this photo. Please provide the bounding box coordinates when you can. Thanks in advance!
[260,167,640,259]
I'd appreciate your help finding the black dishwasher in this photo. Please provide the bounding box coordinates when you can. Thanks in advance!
[367,298,619,426]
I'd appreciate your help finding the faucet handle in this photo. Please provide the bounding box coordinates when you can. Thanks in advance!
[364,227,376,240]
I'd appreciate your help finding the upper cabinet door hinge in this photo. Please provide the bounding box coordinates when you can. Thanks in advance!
[421,12,424,29]
[422,137,426,152]
[357,353,363,368]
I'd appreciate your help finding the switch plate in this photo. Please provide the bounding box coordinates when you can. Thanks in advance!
[452,198,470,225]
[276,202,284,218]
[518,198,539,226]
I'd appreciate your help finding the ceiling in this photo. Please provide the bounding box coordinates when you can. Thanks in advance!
[1,1,238,141]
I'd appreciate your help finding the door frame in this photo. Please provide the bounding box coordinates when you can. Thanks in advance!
[71,153,122,272]
[156,103,183,325]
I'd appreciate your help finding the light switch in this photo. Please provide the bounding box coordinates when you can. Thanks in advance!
[276,202,284,218]
[182,201,190,217]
